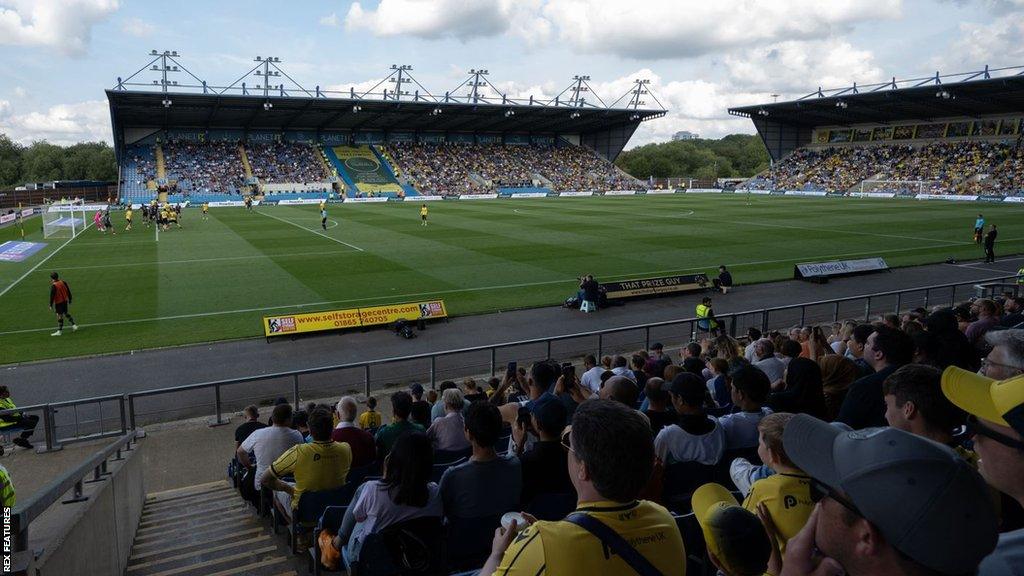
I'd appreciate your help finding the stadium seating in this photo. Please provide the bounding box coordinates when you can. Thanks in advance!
[122,144,156,200]
[162,140,247,195]
[246,142,330,186]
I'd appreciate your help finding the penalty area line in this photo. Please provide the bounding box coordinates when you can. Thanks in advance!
[0,222,93,300]
[256,210,363,252]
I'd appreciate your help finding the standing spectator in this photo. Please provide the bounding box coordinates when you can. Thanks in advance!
[942,361,1024,574]
[427,389,472,453]
[642,378,676,434]
[719,366,773,450]
[375,392,424,459]
[330,433,442,567]
[440,402,521,520]
[357,396,382,430]
[262,408,351,520]
[0,386,39,449]
[234,405,266,448]
[482,400,686,575]
[984,224,998,263]
[332,397,376,468]
[579,355,604,396]
[655,373,726,465]
[515,393,573,507]
[836,325,914,429]
[769,357,827,420]
[818,355,858,422]
[778,414,997,576]
[742,413,812,555]
[238,403,303,492]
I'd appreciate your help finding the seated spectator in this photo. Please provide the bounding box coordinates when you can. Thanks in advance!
[837,325,914,429]
[741,413,811,554]
[655,373,726,465]
[980,329,1024,381]
[769,357,827,419]
[845,323,877,377]
[358,396,382,430]
[462,378,487,403]
[427,389,472,453]
[515,393,574,507]
[744,329,763,362]
[292,410,310,441]
[630,354,649,390]
[234,405,266,447]
[642,378,676,434]
[707,357,732,410]
[693,482,772,576]
[263,408,352,521]
[779,414,998,576]
[0,462,13,508]
[818,354,858,422]
[714,264,733,294]
[753,339,786,387]
[579,355,604,396]
[440,402,521,519]
[779,339,802,370]
[332,397,376,468]
[485,377,501,399]
[719,365,773,450]
[1000,296,1023,328]
[330,432,441,566]
[495,361,559,426]
[482,400,686,575]
[375,392,424,459]
[966,298,1002,352]
[611,355,635,380]
[0,386,39,449]
[942,354,1024,574]
[409,399,432,428]
[432,381,471,420]
[681,342,706,375]
[598,375,639,407]
[645,343,673,377]
[237,403,303,492]
[883,364,969,460]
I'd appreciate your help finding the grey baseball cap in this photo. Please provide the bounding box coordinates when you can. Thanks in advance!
[783,414,998,574]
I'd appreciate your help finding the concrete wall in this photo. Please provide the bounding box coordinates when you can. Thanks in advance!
[31,441,146,576]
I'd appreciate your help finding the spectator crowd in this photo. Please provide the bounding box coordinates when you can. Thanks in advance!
[163,140,247,194]
[224,289,1024,575]
[246,142,330,185]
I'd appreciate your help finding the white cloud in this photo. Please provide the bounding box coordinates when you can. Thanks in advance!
[121,16,154,37]
[0,0,120,56]
[941,18,1024,68]
[0,100,112,145]
[324,78,388,97]
[724,39,884,93]
[13,87,27,98]
[345,0,520,40]
[319,12,339,27]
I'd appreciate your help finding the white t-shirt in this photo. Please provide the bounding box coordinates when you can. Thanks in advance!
[654,418,725,465]
[718,407,773,449]
[240,425,304,489]
[744,342,758,363]
[754,356,787,385]
[580,366,605,395]
[611,366,635,380]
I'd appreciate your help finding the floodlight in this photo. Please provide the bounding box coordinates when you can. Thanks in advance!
[161,99,172,108]
[263,101,273,111]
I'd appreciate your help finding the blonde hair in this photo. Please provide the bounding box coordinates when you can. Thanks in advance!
[758,412,797,469]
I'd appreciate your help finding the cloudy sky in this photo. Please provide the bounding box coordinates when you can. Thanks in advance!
[1,0,1022,147]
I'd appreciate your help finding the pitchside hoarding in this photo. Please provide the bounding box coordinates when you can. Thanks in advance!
[264,300,448,337]
[602,273,710,300]
[795,257,889,280]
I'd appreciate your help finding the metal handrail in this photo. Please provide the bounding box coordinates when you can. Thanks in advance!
[10,431,138,553]
[10,273,1020,450]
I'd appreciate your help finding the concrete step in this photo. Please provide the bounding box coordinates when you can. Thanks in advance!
[129,527,264,564]
[145,481,232,504]
[135,508,252,539]
[127,535,273,574]
[141,498,246,523]
[144,489,237,514]
[137,501,247,530]
[131,544,279,576]
[133,514,260,548]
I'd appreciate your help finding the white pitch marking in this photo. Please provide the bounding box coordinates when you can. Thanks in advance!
[0,221,93,300]
[256,210,364,252]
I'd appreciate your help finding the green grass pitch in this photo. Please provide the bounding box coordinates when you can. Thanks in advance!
[0,195,1020,364]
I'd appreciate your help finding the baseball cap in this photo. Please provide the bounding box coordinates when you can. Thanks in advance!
[691,483,770,576]
[529,392,567,434]
[409,383,424,397]
[941,366,1024,437]
[783,414,998,574]
[667,372,706,404]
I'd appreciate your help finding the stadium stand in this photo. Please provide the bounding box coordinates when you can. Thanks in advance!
[121,144,156,201]
[246,142,330,187]
[162,140,247,195]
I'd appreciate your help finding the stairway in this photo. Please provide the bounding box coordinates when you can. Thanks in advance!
[126,481,298,576]
[155,144,167,180]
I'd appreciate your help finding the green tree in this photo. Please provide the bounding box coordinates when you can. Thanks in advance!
[615,134,769,180]
[0,134,118,187]
[0,134,22,187]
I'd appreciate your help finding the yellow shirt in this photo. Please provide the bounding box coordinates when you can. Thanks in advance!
[420,206,428,216]
[358,410,382,430]
[742,472,813,553]
[270,440,352,509]
[495,500,685,575]
[202,203,209,212]
[125,209,132,220]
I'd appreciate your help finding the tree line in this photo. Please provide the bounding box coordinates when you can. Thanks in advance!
[615,134,770,180]
[0,134,117,188]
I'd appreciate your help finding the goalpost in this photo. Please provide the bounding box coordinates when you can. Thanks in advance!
[858,180,941,195]
[43,203,89,239]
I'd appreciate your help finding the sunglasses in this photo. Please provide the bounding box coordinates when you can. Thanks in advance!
[809,479,861,518]
[965,415,1024,451]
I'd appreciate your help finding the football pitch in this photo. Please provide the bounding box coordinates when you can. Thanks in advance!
[1,195,1021,364]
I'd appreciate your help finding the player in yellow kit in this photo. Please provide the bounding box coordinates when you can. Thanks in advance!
[420,203,428,227]
[124,206,133,231]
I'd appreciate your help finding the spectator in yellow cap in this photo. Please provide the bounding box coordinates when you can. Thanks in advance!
[692,482,771,576]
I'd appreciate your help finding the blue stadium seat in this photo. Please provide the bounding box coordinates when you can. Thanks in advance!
[663,461,720,514]
[274,485,354,555]
[343,516,445,576]
[309,505,348,576]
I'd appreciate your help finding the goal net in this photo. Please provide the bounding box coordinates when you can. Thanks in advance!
[858,180,942,195]
[43,204,89,239]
